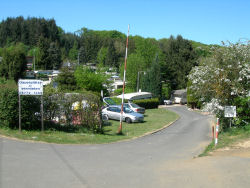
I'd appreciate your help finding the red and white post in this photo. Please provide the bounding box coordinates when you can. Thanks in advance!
[118,24,130,134]
[215,118,219,145]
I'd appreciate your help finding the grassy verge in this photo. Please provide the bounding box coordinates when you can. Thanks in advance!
[0,108,179,144]
[199,124,250,156]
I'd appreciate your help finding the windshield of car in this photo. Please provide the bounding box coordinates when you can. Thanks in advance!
[103,98,116,105]
[130,103,140,108]
[123,104,129,108]
[123,107,133,113]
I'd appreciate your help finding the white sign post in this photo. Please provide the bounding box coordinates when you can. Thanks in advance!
[18,79,44,132]
[224,106,236,128]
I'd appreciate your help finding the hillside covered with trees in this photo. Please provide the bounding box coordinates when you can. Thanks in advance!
[0,16,249,135]
[0,16,214,93]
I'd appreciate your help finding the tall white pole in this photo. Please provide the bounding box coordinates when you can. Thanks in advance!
[118,24,130,134]
[137,71,139,92]
[33,49,36,72]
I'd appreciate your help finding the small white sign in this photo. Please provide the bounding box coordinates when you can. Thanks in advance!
[224,106,236,117]
[18,79,43,95]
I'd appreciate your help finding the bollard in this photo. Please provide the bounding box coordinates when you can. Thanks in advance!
[212,126,215,140]
[215,118,219,145]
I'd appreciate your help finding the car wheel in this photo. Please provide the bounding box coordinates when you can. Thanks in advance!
[125,117,132,124]
[103,114,109,121]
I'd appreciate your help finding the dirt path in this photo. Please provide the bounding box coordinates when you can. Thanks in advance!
[156,139,250,188]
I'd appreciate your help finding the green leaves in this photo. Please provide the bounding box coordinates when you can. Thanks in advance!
[188,41,250,129]
[161,35,197,89]
[74,66,106,93]
[56,68,77,91]
[0,43,27,82]
[0,88,40,129]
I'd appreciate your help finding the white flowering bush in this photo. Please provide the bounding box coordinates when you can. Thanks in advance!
[188,40,250,129]
[202,98,224,114]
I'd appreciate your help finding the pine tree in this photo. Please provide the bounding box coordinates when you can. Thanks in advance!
[78,46,86,64]
[48,42,61,69]
[142,55,162,99]
[37,36,50,69]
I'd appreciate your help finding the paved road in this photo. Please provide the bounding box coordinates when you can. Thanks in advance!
[0,106,212,188]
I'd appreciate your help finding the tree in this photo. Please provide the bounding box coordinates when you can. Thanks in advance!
[188,40,250,128]
[56,67,78,91]
[106,40,118,67]
[161,35,197,89]
[120,53,145,91]
[60,32,79,58]
[141,55,162,99]
[37,36,50,69]
[134,37,160,67]
[97,47,108,66]
[68,41,78,61]
[0,17,60,47]
[0,43,27,82]
[74,66,106,93]
[78,46,87,64]
[48,42,61,69]
[79,29,102,63]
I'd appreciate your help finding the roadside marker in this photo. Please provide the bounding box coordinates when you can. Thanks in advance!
[118,24,130,134]
[215,118,219,145]
[212,126,215,140]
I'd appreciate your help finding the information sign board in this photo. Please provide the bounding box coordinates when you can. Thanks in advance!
[224,106,236,117]
[18,79,43,95]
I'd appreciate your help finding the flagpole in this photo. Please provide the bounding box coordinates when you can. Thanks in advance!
[118,24,130,134]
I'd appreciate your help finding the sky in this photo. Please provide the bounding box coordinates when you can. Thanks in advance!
[1,0,250,45]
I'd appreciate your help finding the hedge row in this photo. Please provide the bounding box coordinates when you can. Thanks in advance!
[133,98,159,109]
[0,87,103,132]
[0,88,40,129]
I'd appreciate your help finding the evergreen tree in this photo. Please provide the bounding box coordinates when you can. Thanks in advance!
[68,41,78,61]
[78,46,86,64]
[56,67,77,91]
[142,55,162,99]
[48,42,61,69]
[106,40,118,67]
[161,35,197,89]
[97,47,108,66]
[37,36,50,69]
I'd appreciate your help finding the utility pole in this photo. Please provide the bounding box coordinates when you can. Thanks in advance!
[137,71,140,92]
[33,49,36,72]
[137,71,145,92]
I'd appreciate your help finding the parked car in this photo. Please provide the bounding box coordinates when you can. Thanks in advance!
[102,105,144,123]
[164,100,173,105]
[123,103,145,114]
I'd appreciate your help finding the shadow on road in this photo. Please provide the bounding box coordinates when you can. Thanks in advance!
[49,144,91,188]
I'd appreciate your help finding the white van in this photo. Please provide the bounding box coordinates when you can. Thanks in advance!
[117,92,152,101]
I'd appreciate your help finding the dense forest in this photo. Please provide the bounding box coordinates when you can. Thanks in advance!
[0,16,214,91]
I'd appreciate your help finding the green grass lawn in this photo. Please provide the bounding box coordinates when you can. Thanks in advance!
[0,108,179,144]
[200,124,250,156]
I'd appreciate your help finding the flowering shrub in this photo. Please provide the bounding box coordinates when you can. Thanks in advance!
[188,40,250,129]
